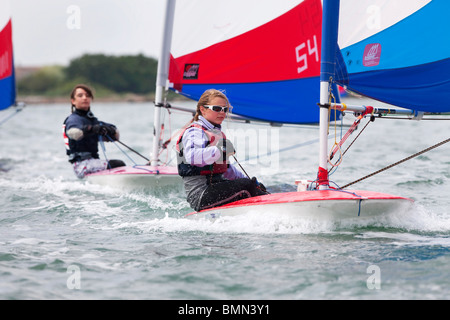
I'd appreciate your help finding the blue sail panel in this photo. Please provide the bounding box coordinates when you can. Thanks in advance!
[174,77,322,124]
[336,0,450,113]
[344,58,450,112]
[0,76,15,111]
[0,66,15,111]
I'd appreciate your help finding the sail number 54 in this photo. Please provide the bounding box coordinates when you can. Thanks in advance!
[295,35,319,74]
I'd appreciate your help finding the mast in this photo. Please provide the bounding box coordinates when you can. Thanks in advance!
[318,0,340,189]
[151,0,176,166]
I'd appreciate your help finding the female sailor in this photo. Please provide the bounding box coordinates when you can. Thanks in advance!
[176,89,266,212]
[63,84,125,178]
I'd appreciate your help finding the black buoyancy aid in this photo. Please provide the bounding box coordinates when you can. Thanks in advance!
[63,109,100,163]
[176,123,228,176]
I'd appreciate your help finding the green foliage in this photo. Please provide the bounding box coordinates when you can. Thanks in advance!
[17,54,158,97]
[17,65,65,94]
[65,53,157,94]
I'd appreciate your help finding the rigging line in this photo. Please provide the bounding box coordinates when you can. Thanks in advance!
[98,135,112,169]
[231,154,270,195]
[242,133,341,163]
[232,154,250,179]
[0,107,23,126]
[161,117,194,150]
[241,137,319,162]
[329,117,372,172]
[340,136,450,189]
[377,116,450,121]
[103,135,139,165]
[103,133,149,163]
[341,117,371,158]
[114,139,149,163]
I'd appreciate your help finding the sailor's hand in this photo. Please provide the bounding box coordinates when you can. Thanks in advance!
[251,176,267,193]
[216,139,235,157]
[103,124,117,140]
[84,124,103,135]
[88,124,117,139]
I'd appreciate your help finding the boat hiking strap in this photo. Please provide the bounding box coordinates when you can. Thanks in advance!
[341,136,450,189]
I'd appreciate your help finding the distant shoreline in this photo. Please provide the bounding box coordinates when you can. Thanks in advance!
[17,93,155,105]
[16,92,191,105]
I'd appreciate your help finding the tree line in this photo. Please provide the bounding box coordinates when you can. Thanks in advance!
[17,54,158,98]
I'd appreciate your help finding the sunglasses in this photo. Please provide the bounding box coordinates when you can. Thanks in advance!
[203,105,230,113]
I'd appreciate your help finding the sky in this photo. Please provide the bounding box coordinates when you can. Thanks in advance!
[11,0,166,67]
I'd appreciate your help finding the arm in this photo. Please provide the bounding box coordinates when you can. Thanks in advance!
[99,121,120,141]
[182,127,221,166]
[65,117,119,142]
[223,164,246,180]
[64,116,86,141]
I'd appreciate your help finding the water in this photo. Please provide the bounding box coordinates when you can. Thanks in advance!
[1,98,450,300]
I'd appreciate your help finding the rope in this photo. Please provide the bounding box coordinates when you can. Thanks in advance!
[0,107,24,126]
[98,135,112,168]
[161,117,194,151]
[341,136,450,189]
[115,140,149,162]
[329,116,372,172]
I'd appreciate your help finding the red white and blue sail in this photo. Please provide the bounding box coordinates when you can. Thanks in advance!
[0,0,15,111]
[168,0,333,124]
[333,0,450,113]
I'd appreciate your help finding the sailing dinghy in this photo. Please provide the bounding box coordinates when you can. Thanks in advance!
[85,0,182,191]
[88,0,335,190]
[186,0,450,220]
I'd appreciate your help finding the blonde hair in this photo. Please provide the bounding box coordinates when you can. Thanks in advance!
[194,89,230,121]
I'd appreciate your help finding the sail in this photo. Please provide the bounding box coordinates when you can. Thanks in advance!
[0,0,15,111]
[335,0,450,113]
[168,0,333,124]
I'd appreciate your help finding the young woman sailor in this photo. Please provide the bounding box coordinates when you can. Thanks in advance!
[176,89,266,212]
[63,84,125,178]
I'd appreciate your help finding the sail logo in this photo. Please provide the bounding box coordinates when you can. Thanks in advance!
[363,43,381,67]
[183,64,199,80]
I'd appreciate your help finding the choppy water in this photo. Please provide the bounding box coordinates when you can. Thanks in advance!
[1,98,450,300]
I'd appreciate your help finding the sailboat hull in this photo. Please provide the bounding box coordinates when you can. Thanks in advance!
[86,165,183,191]
[185,190,413,220]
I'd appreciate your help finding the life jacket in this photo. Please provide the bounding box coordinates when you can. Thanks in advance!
[175,123,228,176]
[63,110,100,163]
